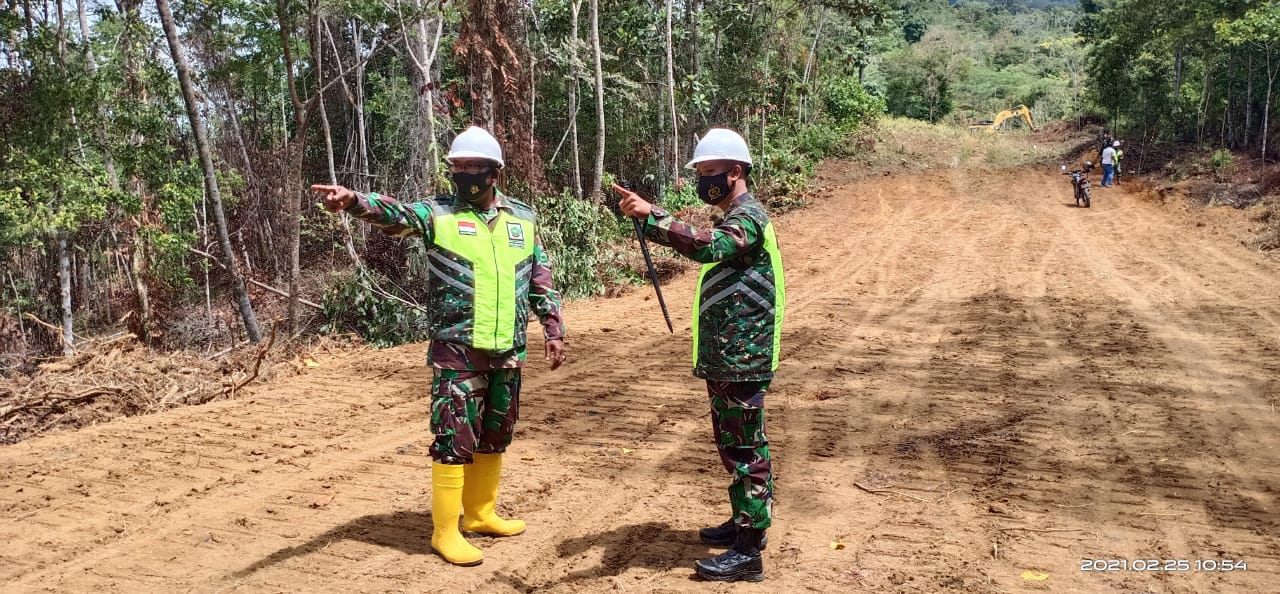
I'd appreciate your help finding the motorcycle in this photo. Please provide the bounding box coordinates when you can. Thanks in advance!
[1061,161,1093,208]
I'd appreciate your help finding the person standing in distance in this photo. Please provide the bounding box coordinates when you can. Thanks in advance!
[312,125,566,567]
[1113,140,1124,185]
[613,128,785,583]
[1101,140,1119,187]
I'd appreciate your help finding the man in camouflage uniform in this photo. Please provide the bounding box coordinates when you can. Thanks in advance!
[615,128,785,583]
[312,125,566,567]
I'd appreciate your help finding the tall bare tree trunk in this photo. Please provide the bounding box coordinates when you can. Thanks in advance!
[54,0,75,356]
[75,0,119,190]
[352,20,370,192]
[1198,57,1213,144]
[276,0,308,335]
[157,0,262,343]
[1246,52,1254,148]
[219,85,257,181]
[283,143,303,335]
[323,20,372,258]
[530,59,537,162]
[688,0,700,74]
[569,0,583,199]
[460,0,497,129]
[54,0,66,65]
[665,0,679,185]
[1264,45,1276,161]
[657,81,667,198]
[590,0,604,201]
[57,234,74,356]
[118,0,159,341]
[130,192,152,340]
[1265,80,1275,160]
[317,25,336,185]
[1223,55,1233,148]
[800,10,826,124]
[319,101,337,185]
[314,14,361,269]
[1174,49,1183,98]
[321,21,364,193]
[197,189,213,324]
[406,1,444,194]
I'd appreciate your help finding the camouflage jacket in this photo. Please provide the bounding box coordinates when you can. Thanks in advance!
[347,190,565,370]
[645,192,785,382]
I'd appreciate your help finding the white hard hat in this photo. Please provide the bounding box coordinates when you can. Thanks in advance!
[686,128,752,169]
[447,125,504,168]
[1113,140,1121,147]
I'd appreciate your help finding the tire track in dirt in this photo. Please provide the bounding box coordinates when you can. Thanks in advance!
[1014,173,1280,593]
[0,360,431,585]
[2,166,1278,593]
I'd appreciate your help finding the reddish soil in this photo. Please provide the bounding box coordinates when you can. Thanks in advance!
[2,164,1278,593]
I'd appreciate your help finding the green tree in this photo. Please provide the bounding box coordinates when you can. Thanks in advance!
[1217,0,1280,159]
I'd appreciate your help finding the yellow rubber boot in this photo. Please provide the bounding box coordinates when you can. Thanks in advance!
[431,463,483,566]
[461,453,526,536]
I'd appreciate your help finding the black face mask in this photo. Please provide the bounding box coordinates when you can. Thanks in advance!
[697,172,732,205]
[452,171,493,204]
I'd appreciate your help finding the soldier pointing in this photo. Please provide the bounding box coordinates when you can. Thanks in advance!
[614,127,786,583]
[313,125,566,567]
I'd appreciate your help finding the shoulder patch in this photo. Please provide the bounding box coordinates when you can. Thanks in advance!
[504,196,538,221]
[738,200,771,226]
[425,194,459,216]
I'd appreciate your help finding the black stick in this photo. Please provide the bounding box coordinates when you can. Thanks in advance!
[632,217,674,334]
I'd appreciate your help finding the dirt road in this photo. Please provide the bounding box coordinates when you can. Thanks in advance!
[2,163,1278,593]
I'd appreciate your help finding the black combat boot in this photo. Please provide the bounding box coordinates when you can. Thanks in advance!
[699,519,768,549]
[694,526,765,582]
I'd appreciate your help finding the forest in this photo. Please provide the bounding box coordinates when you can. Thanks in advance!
[2,0,1277,366]
[7,2,1280,591]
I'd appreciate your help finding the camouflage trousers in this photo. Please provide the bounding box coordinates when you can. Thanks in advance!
[429,368,521,464]
[707,380,774,529]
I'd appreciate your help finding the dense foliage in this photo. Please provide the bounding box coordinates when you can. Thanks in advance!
[1080,0,1279,160]
[19,0,1271,354]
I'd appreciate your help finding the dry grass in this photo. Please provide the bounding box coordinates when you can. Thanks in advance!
[1249,202,1280,251]
[854,117,1090,173]
[0,330,363,444]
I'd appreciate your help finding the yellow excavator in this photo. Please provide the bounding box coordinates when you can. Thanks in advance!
[969,105,1037,133]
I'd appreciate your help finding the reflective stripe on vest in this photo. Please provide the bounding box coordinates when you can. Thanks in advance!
[432,209,536,351]
[691,221,786,371]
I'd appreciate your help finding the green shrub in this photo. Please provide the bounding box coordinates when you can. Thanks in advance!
[321,268,431,348]
[1211,149,1233,179]
[536,189,617,298]
[662,181,703,213]
[822,78,886,131]
[795,124,846,158]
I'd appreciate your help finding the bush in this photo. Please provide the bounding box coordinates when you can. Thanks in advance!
[1211,149,1234,180]
[796,124,847,158]
[1252,204,1279,251]
[821,78,886,132]
[882,50,957,123]
[661,181,704,213]
[536,189,618,298]
[321,268,431,348]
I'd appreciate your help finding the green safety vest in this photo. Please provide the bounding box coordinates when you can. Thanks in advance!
[691,221,786,380]
[428,201,537,351]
